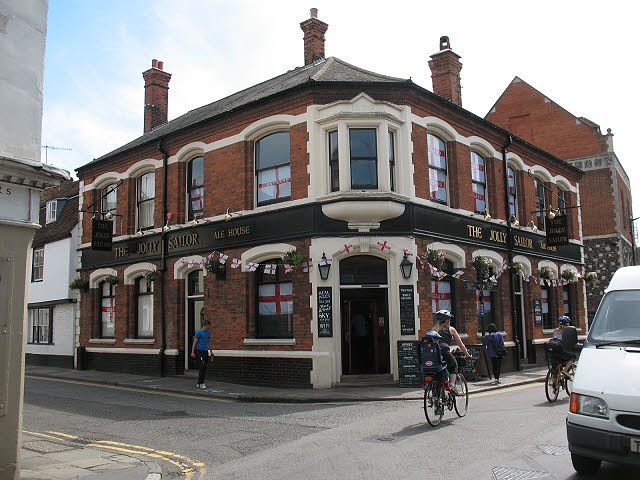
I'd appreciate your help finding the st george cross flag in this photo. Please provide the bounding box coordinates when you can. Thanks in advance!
[283,264,294,274]
[263,264,277,275]
[246,262,259,272]
[230,258,242,269]
[431,279,452,312]
[258,283,293,316]
[342,243,353,254]
[377,240,391,252]
[302,261,313,273]
[218,254,229,264]
[318,256,333,266]
[402,249,414,257]
[452,270,465,279]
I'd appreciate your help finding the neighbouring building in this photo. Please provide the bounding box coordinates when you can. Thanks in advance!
[75,10,585,388]
[26,180,80,369]
[486,77,635,319]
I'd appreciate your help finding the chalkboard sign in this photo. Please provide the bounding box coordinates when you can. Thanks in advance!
[317,287,333,337]
[459,344,483,381]
[397,340,421,387]
[533,299,543,326]
[399,285,416,335]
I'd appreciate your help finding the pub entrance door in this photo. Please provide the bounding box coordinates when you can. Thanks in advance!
[185,270,205,370]
[340,288,390,375]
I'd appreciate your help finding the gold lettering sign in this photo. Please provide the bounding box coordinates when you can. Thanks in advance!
[489,230,507,244]
[227,225,251,237]
[467,225,483,239]
[539,241,558,252]
[513,235,533,249]
[114,245,129,258]
[136,240,160,255]
[168,233,200,251]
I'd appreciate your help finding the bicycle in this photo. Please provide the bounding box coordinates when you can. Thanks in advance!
[423,352,469,426]
[544,352,576,402]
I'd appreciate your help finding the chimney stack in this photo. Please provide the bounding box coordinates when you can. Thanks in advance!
[428,36,463,106]
[300,8,328,66]
[142,59,172,133]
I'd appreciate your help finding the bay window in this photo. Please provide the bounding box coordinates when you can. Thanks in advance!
[427,133,447,203]
[256,131,291,205]
[349,128,378,189]
[388,131,396,192]
[328,130,339,192]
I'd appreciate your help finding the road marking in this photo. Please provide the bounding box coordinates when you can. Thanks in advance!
[23,429,207,479]
[26,374,232,403]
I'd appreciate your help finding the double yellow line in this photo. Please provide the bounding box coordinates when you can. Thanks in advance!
[23,429,206,479]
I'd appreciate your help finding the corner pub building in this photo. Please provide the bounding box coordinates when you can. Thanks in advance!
[76,10,586,388]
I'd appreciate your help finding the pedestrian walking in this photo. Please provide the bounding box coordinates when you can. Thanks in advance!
[191,320,212,389]
[483,323,506,384]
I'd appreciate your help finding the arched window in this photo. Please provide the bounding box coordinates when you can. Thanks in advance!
[255,132,291,206]
[535,178,546,230]
[99,281,115,338]
[557,186,568,215]
[432,259,458,328]
[507,166,518,220]
[339,256,388,285]
[256,260,293,338]
[427,133,447,204]
[187,156,204,220]
[102,183,117,234]
[135,277,154,338]
[471,151,487,214]
[137,172,155,230]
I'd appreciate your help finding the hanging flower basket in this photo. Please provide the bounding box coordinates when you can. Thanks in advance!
[105,274,120,286]
[69,277,88,292]
[472,256,492,280]
[422,248,445,271]
[510,261,524,273]
[144,270,159,288]
[204,256,223,274]
[561,269,577,283]
[283,249,304,267]
[536,266,553,280]
[584,271,598,288]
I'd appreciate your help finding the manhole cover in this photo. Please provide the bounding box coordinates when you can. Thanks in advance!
[23,440,76,454]
[538,444,569,456]
[492,466,549,480]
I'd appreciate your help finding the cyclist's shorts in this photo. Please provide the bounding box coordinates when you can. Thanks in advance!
[442,349,458,375]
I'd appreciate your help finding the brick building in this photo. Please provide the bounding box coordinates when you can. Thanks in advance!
[486,77,635,318]
[76,11,585,388]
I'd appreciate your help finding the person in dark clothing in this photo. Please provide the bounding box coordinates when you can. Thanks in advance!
[483,323,505,384]
[191,320,212,389]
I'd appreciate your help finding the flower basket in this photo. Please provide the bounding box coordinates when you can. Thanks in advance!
[510,261,523,273]
[105,274,120,286]
[283,249,304,267]
[69,277,88,292]
[561,269,577,283]
[584,271,598,289]
[422,248,445,271]
[143,270,159,288]
[536,266,553,280]
[472,256,492,280]
[204,255,226,280]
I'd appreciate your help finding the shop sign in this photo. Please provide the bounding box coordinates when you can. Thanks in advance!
[533,298,543,326]
[91,219,113,251]
[399,285,416,335]
[317,286,333,337]
[546,215,570,247]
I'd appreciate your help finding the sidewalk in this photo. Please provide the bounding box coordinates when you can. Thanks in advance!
[21,432,160,480]
[25,365,547,403]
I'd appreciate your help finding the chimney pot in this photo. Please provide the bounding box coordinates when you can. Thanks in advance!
[439,36,450,50]
[428,36,463,106]
[157,60,164,70]
[142,59,172,133]
[300,9,329,65]
[310,7,318,18]
[152,59,158,68]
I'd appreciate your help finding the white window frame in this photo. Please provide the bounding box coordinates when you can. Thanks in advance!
[427,132,449,205]
[28,308,53,344]
[45,200,57,224]
[136,171,155,231]
[32,247,44,282]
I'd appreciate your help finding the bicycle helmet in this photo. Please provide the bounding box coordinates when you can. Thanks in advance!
[425,331,443,339]
[558,315,571,325]
[435,309,454,318]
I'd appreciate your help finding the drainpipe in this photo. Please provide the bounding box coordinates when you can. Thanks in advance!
[158,141,169,377]
[502,135,521,371]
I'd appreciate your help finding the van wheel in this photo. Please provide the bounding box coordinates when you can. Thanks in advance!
[571,453,601,475]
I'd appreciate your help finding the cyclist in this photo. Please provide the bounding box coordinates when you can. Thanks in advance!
[551,315,579,377]
[433,310,471,393]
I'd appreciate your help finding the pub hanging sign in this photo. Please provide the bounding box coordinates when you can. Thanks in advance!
[91,218,113,251]
[546,215,569,247]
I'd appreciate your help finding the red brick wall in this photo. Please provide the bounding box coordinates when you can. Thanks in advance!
[616,172,633,243]
[579,169,615,236]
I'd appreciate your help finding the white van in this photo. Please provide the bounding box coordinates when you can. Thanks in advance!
[567,265,640,474]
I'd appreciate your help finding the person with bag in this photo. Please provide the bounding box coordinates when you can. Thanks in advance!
[191,320,212,389]
[483,323,506,384]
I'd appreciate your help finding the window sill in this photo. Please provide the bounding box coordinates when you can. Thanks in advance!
[89,338,116,344]
[123,338,155,344]
[243,338,296,346]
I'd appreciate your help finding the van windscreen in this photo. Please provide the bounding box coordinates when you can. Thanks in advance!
[588,290,640,344]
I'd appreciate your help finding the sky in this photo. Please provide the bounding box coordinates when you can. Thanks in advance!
[42,0,638,219]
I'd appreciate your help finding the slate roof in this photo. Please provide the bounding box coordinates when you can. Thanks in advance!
[33,180,79,248]
[82,57,408,169]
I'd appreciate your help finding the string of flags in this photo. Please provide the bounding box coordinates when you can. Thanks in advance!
[178,239,588,285]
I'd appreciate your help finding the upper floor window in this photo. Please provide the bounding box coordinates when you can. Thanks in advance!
[28,308,52,344]
[557,186,568,215]
[102,184,117,234]
[507,166,518,219]
[32,247,44,282]
[535,178,546,230]
[256,131,291,206]
[388,131,396,192]
[46,200,57,224]
[187,156,205,220]
[350,128,378,189]
[328,130,339,192]
[136,277,154,338]
[99,281,115,338]
[137,172,155,231]
[256,260,293,339]
[471,152,487,214]
[427,133,447,204]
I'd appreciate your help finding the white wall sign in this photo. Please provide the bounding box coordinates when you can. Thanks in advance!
[0,181,39,224]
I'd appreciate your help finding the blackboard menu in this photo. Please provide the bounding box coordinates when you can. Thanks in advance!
[397,340,421,387]
[533,299,543,326]
[459,344,483,381]
[399,285,416,335]
[317,287,333,337]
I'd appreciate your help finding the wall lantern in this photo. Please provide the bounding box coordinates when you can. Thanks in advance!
[400,254,413,279]
[318,252,332,280]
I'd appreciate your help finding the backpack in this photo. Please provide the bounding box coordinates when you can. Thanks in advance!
[494,336,507,358]
[545,337,563,354]
[419,336,447,374]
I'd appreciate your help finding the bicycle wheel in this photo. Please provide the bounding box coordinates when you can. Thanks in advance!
[545,367,560,402]
[453,374,469,417]
[424,382,445,426]
[565,364,577,396]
